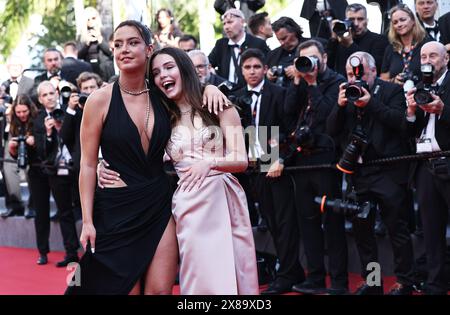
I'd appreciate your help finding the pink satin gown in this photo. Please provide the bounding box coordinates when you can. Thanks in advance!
[166,124,259,295]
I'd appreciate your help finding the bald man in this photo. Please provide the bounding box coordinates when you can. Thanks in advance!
[405,41,450,295]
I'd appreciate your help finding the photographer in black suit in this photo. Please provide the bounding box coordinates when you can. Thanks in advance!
[327,3,389,75]
[209,8,269,89]
[285,40,349,295]
[60,72,102,221]
[265,17,306,88]
[327,51,416,295]
[405,41,450,295]
[234,48,304,294]
[32,81,79,267]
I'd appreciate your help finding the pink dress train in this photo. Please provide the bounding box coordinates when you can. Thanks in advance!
[166,124,259,295]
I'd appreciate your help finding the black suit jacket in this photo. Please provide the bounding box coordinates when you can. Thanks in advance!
[1,76,34,99]
[438,12,450,46]
[61,57,93,86]
[327,78,411,183]
[327,30,389,75]
[300,0,347,20]
[405,71,450,152]
[33,109,68,173]
[208,33,270,89]
[60,108,82,172]
[235,81,293,151]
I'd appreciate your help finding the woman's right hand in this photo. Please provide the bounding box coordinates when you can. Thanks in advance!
[80,222,96,254]
[97,160,123,188]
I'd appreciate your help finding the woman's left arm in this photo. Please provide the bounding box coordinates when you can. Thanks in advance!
[177,107,247,192]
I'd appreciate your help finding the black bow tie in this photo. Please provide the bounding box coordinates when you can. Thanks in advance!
[10,79,18,84]
[229,44,240,49]
[248,90,260,97]
[425,25,439,34]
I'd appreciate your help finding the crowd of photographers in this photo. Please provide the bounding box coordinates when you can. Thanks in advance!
[1,0,450,295]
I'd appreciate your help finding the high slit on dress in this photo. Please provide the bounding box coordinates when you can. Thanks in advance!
[65,82,172,295]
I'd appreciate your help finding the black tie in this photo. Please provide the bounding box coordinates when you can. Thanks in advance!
[229,44,241,83]
[249,90,260,126]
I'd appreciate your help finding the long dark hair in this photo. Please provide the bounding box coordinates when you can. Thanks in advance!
[9,94,38,137]
[148,47,219,127]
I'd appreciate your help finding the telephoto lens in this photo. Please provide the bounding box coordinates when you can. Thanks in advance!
[17,135,28,169]
[78,93,89,106]
[315,195,371,219]
[332,20,353,37]
[295,56,319,73]
[336,130,368,174]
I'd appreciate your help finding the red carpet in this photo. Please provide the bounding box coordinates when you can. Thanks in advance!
[0,246,413,295]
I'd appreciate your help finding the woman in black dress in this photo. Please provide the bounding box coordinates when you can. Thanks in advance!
[66,20,225,295]
[380,4,430,87]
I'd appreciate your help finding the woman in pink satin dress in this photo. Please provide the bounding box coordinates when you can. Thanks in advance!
[149,47,259,295]
[100,47,259,295]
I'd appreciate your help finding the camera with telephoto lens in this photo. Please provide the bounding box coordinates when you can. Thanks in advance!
[295,56,320,73]
[17,134,28,169]
[336,127,368,174]
[78,93,89,107]
[414,64,437,105]
[314,195,371,219]
[333,19,354,37]
[49,108,65,122]
[344,56,369,102]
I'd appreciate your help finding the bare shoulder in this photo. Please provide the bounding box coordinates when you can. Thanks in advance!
[83,83,114,121]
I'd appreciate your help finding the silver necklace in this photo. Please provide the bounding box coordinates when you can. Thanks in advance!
[144,90,151,134]
[118,79,150,96]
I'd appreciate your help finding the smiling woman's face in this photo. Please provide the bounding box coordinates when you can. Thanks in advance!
[151,53,183,102]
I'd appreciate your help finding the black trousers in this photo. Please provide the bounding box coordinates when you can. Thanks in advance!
[352,168,415,286]
[416,161,450,294]
[293,169,348,288]
[255,172,305,284]
[28,167,79,257]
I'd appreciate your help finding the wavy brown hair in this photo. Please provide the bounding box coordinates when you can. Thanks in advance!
[388,4,427,53]
[9,94,38,137]
[148,47,219,127]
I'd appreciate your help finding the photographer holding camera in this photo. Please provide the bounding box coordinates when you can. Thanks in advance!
[327,3,388,76]
[266,17,306,88]
[405,41,450,295]
[31,81,79,267]
[4,95,38,219]
[60,72,103,221]
[327,51,416,295]
[285,40,349,295]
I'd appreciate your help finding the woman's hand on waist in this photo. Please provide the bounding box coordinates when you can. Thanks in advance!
[97,160,126,188]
